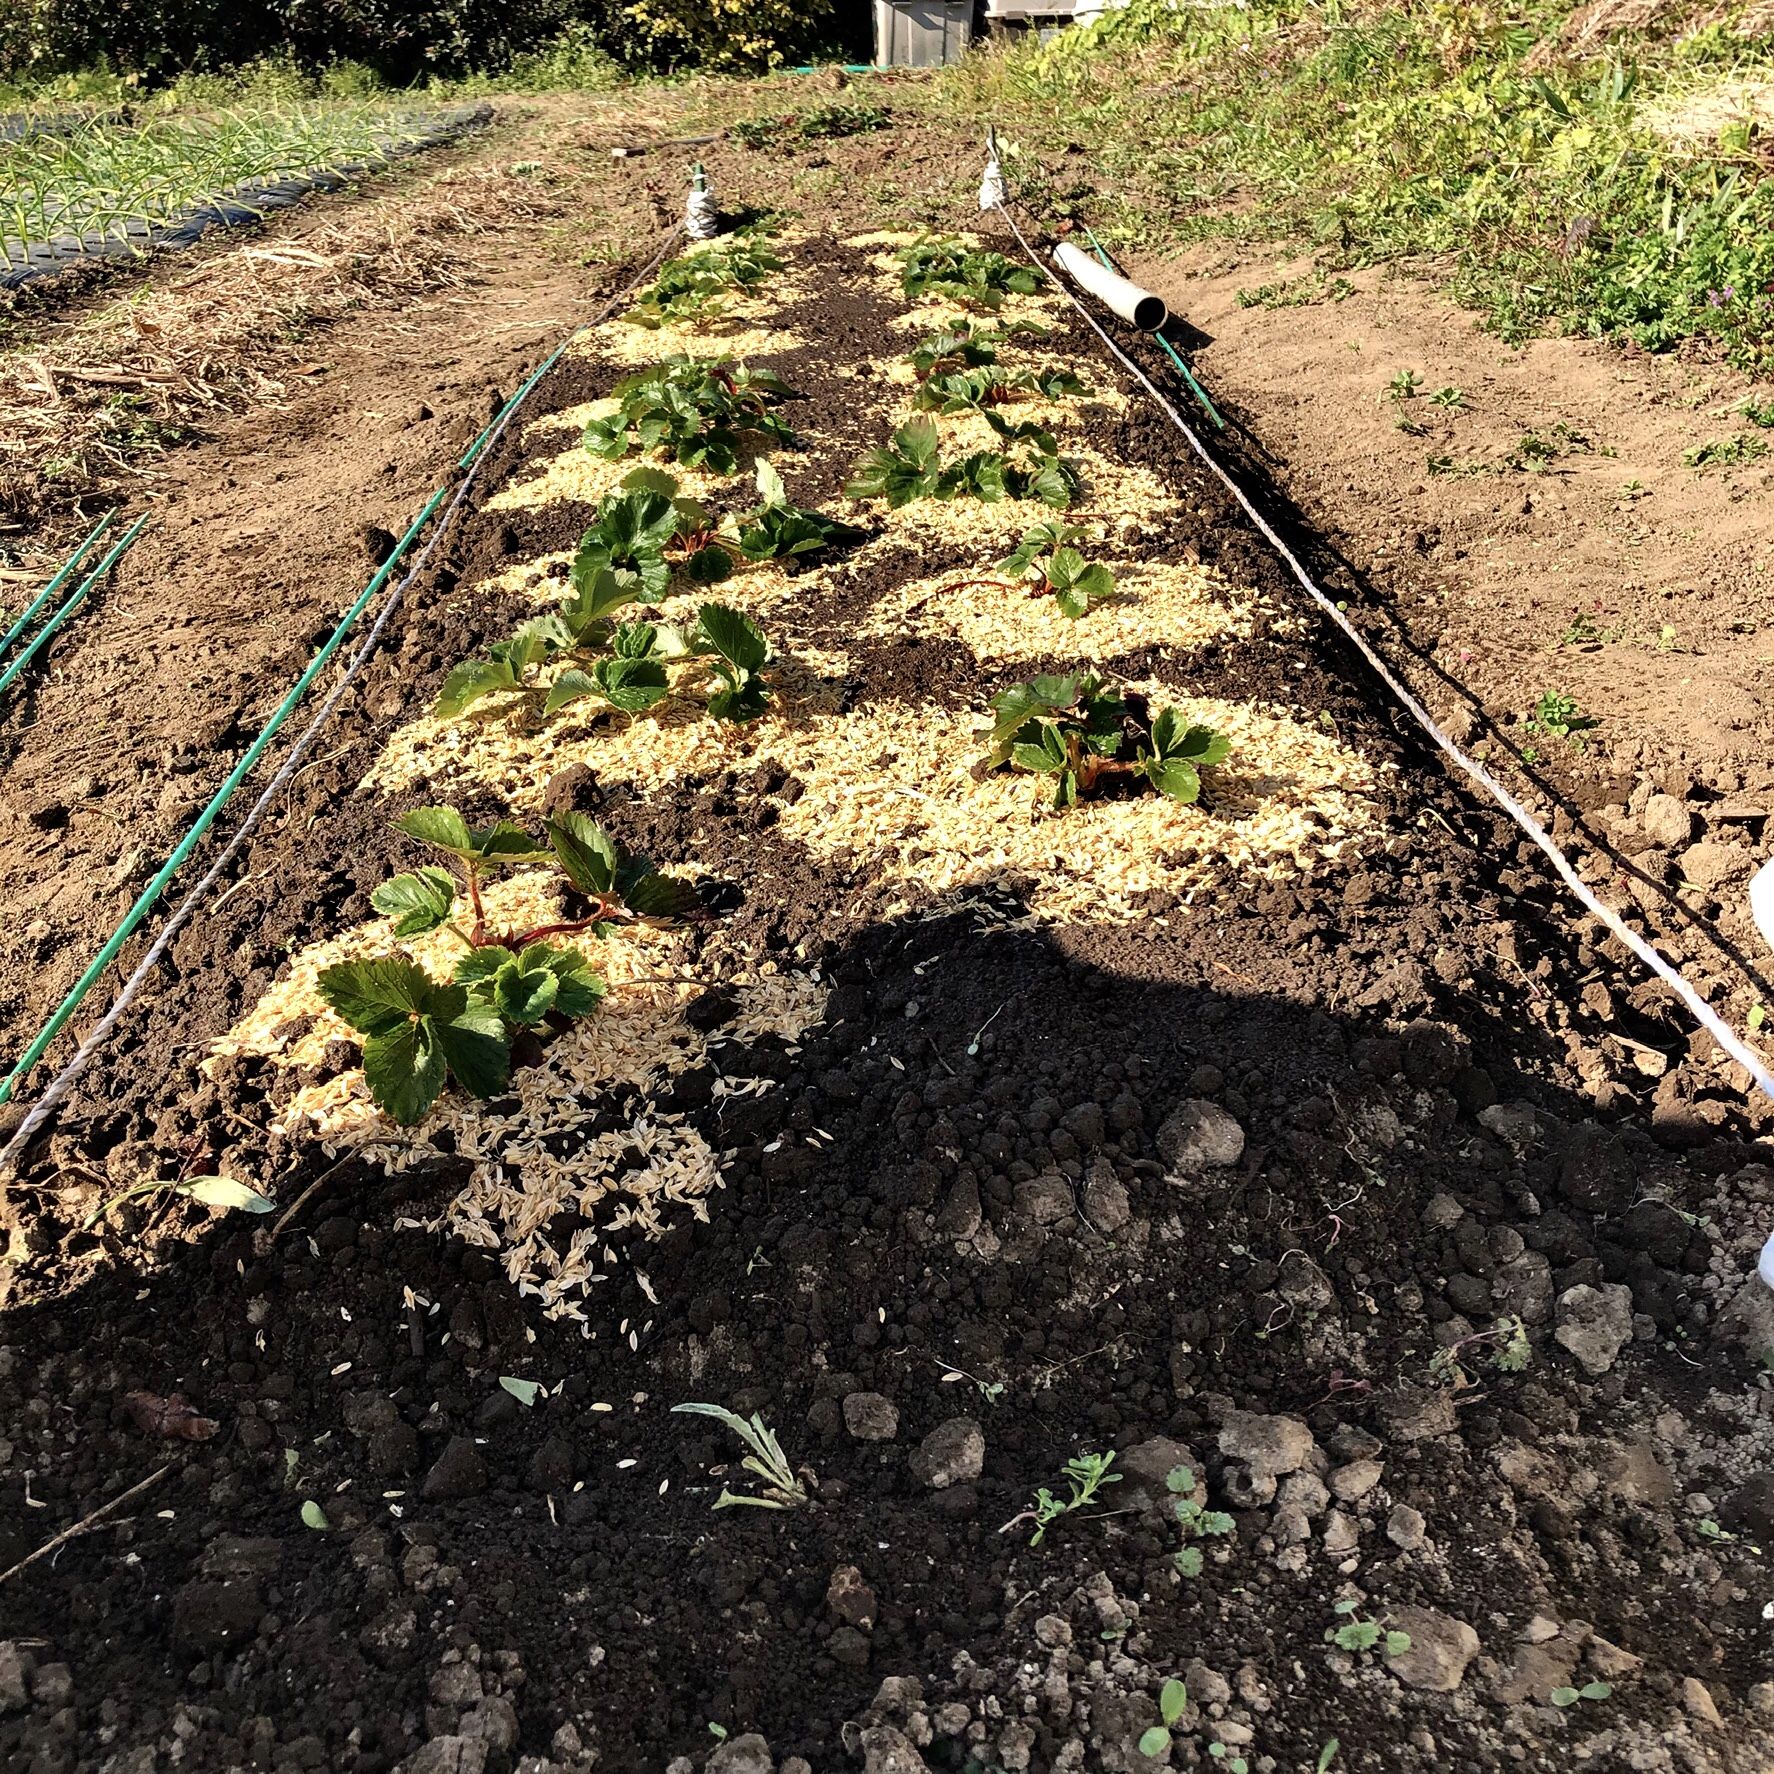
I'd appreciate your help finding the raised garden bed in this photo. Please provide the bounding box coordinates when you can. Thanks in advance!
[2,219,1772,1774]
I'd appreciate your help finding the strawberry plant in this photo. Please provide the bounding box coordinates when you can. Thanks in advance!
[908,321,1085,414]
[845,417,1078,511]
[624,233,783,329]
[898,237,1044,311]
[986,674,1231,808]
[440,597,774,725]
[440,467,821,721]
[908,319,1046,382]
[912,363,1087,416]
[1003,522,1115,617]
[317,807,696,1124]
[584,357,798,474]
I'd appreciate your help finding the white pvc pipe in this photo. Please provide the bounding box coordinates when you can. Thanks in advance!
[1051,239,1167,331]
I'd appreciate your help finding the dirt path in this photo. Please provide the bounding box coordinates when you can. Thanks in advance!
[1131,242,1774,1023]
[0,96,663,1090]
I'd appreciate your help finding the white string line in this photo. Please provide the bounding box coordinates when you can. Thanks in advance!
[993,198,1774,1105]
[0,229,686,1178]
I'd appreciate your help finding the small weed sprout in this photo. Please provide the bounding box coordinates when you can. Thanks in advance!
[1328,1598,1411,1657]
[1136,1679,1189,1759]
[672,1402,809,1510]
[1006,1450,1121,1545]
[1429,385,1467,408]
[1168,1463,1235,1576]
[1386,369,1423,400]
[1525,690,1597,743]
[1739,397,1774,429]
[1208,1743,1249,1774]
[1429,1314,1531,1387]
[1551,1681,1613,1707]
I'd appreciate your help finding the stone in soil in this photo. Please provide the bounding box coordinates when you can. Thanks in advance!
[909,1417,985,1489]
[1155,1098,1245,1180]
[1387,1607,1480,1691]
[1554,1282,1634,1375]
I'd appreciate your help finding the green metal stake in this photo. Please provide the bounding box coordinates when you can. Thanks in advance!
[0,513,148,701]
[1080,221,1225,431]
[0,487,448,1106]
[0,509,116,660]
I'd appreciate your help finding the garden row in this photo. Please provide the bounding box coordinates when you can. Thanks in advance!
[3,216,1771,1774]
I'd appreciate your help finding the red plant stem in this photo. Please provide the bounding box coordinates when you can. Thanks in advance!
[466,868,489,948]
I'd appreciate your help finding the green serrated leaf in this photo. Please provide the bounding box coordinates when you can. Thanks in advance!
[544,669,601,716]
[372,868,457,937]
[362,1018,449,1125]
[696,603,769,673]
[396,806,474,857]
[317,957,433,1037]
[546,811,620,897]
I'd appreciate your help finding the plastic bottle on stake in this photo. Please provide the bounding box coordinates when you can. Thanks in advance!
[686,161,718,241]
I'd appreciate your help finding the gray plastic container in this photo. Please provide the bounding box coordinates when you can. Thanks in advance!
[874,0,974,67]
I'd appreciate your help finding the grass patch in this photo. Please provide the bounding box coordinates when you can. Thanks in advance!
[933,0,1774,366]
[0,102,448,260]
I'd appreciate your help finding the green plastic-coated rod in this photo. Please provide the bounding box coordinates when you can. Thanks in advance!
[1079,221,1225,432]
[460,330,583,472]
[0,513,148,701]
[0,486,448,1107]
[0,509,117,660]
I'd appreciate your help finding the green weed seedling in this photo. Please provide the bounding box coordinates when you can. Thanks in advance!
[1430,385,1467,408]
[846,416,1078,510]
[317,808,695,1124]
[584,356,799,473]
[898,235,1045,310]
[672,1402,809,1509]
[1525,690,1597,743]
[1013,1449,1121,1545]
[1739,398,1774,429]
[1551,1682,1613,1707]
[987,674,1230,810]
[1168,1463,1235,1577]
[1387,369,1423,400]
[1683,432,1768,471]
[1327,1598,1412,1658]
[623,232,783,328]
[1137,1680,1189,1759]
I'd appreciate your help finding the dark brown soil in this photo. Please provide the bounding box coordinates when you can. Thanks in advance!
[4,117,1774,1774]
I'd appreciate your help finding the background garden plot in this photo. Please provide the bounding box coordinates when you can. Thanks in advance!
[0,102,487,286]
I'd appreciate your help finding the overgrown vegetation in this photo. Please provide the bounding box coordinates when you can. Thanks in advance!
[732,102,888,151]
[317,806,695,1122]
[937,0,1774,365]
[986,674,1230,809]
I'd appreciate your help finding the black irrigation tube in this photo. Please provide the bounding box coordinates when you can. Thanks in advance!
[0,103,493,292]
[0,223,686,1171]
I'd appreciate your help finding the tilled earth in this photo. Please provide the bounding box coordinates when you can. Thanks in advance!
[4,222,1774,1774]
